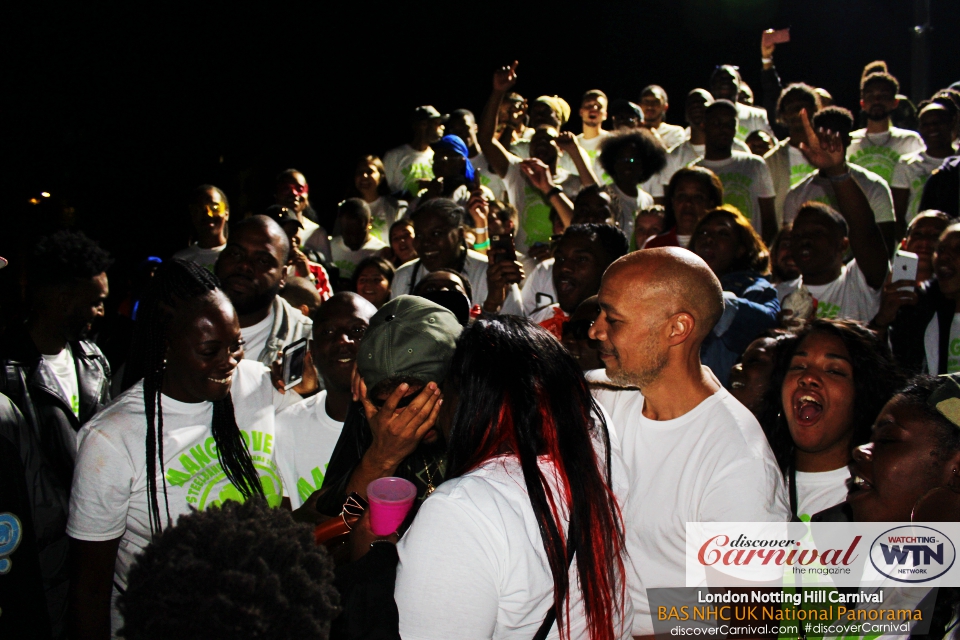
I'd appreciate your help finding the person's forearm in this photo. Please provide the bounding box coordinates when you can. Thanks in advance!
[568,145,598,187]
[759,198,778,246]
[548,191,575,228]
[345,451,399,499]
[830,168,888,288]
[478,89,511,177]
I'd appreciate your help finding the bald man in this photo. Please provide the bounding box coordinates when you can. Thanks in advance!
[589,248,789,638]
[275,293,377,509]
[215,215,313,365]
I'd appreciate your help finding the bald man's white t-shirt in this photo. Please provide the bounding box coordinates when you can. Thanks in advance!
[590,383,789,635]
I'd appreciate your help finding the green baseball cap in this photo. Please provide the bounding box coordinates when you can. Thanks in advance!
[358,295,462,393]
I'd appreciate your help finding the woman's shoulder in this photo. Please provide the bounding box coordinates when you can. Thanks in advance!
[82,381,147,436]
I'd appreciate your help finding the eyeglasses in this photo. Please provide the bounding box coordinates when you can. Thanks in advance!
[189,202,227,218]
[283,182,309,196]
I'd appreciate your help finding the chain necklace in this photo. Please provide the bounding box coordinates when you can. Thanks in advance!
[422,456,436,496]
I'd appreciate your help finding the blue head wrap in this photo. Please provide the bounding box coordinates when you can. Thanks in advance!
[434,135,475,183]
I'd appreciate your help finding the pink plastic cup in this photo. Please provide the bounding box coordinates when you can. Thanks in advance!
[367,477,417,535]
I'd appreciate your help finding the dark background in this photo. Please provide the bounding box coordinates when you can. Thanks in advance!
[3,0,959,274]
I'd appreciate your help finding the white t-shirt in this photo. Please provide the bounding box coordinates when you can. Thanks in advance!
[795,467,850,520]
[275,391,344,509]
[654,139,751,194]
[782,163,895,226]
[502,156,582,253]
[923,313,960,374]
[604,183,655,240]
[241,309,275,363]
[787,145,815,188]
[367,196,407,243]
[471,150,509,203]
[395,410,633,640]
[383,144,435,195]
[892,151,945,223]
[736,102,774,141]
[695,152,776,235]
[330,235,387,280]
[847,127,925,185]
[172,243,225,273]
[301,217,332,263]
[777,260,882,324]
[652,121,687,151]
[66,360,286,633]
[590,384,789,635]
[521,258,558,315]
[391,250,524,316]
[43,344,80,417]
[576,130,613,184]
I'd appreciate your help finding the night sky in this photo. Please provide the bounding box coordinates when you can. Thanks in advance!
[4,0,959,272]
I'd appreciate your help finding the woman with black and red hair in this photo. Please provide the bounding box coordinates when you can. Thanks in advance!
[394,315,631,639]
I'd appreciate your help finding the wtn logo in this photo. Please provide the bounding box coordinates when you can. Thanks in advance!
[870,526,956,583]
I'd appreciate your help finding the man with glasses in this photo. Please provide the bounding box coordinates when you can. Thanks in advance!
[276,168,332,263]
[173,184,230,272]
[709,64,776,143]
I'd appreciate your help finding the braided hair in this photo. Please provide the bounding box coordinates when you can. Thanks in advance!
[126,259,263,535]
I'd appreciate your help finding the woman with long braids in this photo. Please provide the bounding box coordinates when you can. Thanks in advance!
[66,259,288,637]
[392,316,631,639]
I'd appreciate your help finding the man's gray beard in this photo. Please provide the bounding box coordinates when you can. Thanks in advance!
[608,349,668,390]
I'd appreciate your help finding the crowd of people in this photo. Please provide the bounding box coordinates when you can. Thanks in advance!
[3,30,960,640]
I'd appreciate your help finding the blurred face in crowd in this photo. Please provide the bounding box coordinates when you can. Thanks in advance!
[59,272,109,341]
[685,90,712,128]
[691,214,744,278]
[672,176,715,236]
[905,214,948,278]
[432,146,466,181]
[634,211,665,247]
[189,187,229,243]
[746,130,774,156]
[355,161,383,196]
[276,172,309,214]
[561,296,603,372]
[414,270,469,299]
[610,105,642,131]
[860,79,898,122]
[530,127,560,166]
[311,296,373,392]
[779,94,818,135]
[640,89,667,126]
[390,223,417,264]
[848,396,960,522]
[934,228,960,299]
[572,190,615,226]
[499,97,526,129]
[553,233,610,314]
[729,336,779,415]
[789,209,847,282]
[918,104,955,154]
[703,105,737,151]
[709,66,741,101]
[528,101,560,129]
[340,214,370,252]
[612,142,646,188]
[772,227,800,282]
[416,117,445,143]
[781,331,857,468]
[355,265,391,309]
[580,96,607,128]
[413,211,463,272]
[215,223,287,317]
[445,112,477,148]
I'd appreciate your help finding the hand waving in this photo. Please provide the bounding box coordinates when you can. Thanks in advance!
[797,108,845,173]
[493,60,519,92]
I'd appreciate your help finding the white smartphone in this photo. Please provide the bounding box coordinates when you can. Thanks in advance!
[891,250,919,286]
[282,338,308,388]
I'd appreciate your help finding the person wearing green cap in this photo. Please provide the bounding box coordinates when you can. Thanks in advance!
[306,295,462,519]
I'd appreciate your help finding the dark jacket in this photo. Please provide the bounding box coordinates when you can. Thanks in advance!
[0,326,112,636]
[888,279,955,375]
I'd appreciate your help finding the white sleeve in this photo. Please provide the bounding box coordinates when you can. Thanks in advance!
[67,428,134,541]
[382,149,403,193]
[500,283,525,316]
[391,265,414,299]
[867,179,896,223]
[755,158,776,198]
[891,158,911,190]
[700,452,789,524]
[396,493,502,640]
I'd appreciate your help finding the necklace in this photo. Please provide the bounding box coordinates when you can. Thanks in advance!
[422,456,436,496]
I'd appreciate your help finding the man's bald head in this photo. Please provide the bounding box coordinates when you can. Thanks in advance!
[604,247,724,340]
[232,215,291,263]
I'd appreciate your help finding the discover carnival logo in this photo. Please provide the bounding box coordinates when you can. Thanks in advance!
[869,526,956,583]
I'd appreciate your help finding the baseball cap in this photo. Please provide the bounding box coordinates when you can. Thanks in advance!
[412,105,448,123]
[264,204,303,230]
[358,295,462,393]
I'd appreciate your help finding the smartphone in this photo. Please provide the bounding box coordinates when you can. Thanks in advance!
[891,250,919,286]
[489,234,517,264]
[282,338,308,388]
[762,28,791,47]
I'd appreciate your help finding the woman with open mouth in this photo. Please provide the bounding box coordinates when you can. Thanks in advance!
[762,318,903,521]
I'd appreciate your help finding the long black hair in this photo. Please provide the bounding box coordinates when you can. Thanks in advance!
[126,259,263,535]
[762,319,904,472]
[445,316,624,640]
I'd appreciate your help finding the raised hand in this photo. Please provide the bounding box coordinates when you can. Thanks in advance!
[493,60,519,92]
[520,157,555,193]
[797,108,845,173]
[556,131,579,154]
[360,379,443,470]
[466,191,490,229]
